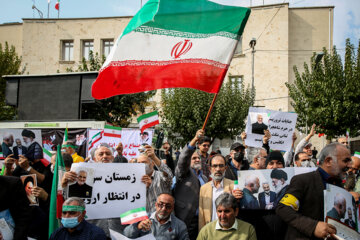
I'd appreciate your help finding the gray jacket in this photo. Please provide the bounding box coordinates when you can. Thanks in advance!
[174,145,208,229]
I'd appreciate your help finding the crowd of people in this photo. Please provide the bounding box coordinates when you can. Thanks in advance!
[1,126,359,240]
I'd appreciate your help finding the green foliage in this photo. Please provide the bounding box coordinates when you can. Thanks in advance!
[161,79,255,147]
[0,42,24,120]
[76,51,154,126]
[286,38,360,139]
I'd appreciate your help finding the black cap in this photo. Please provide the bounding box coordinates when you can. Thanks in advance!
[230,142,244,151]
[265,151,285,167]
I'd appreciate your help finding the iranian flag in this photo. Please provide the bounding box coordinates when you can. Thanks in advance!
[137,111,159,133]
[43,148,53,163]
[92,0,250,99]
[104,124,122,138]
[120,207,148,225]
[55,0,60,10]
[354,151,360,158]
[88,131,103,151]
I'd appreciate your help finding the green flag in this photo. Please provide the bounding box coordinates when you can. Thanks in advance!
[48,145,65,237]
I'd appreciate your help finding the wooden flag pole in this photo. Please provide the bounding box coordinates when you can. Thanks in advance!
[202,93,218,131]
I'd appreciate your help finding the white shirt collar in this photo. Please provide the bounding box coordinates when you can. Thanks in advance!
[211,178,224,189]
[215,219,238,231]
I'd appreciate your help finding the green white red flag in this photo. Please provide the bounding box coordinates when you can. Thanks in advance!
[55,0,60,10]
[120,207,148,225]
[48,145,65,237]
[137,111,159,133]
[91,0,250,99]
[104,124,122,138]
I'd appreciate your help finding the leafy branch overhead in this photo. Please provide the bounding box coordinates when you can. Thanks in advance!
[286,38,360,139]
[161,78,255,147]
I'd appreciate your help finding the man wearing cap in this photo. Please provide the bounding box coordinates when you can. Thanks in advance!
[49,197,106,240]
[270,169,288,207]
[62,141,84,163]
[265,151,285,169]
[224,142,248,180]
[276,143,352,239]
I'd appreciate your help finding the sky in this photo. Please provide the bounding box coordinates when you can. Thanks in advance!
[0,0,359,52]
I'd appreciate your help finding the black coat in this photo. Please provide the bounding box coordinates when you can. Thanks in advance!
[13,146,27,159]
[258,191,276,209]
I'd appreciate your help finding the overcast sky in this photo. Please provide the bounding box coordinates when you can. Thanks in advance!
[1,0,359,51]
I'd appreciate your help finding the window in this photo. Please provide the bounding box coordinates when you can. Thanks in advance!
[82,40,94,61]
[234,36,243,56]
[102,39,114,58]
[61,40,74,61]
[228,75,243,89]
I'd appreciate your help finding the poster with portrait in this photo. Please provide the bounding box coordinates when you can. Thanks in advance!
[237,168,316,210]
[69,163,146,220]
[67,167,95,199]
[0,129,42,159]
[20,174,39,206]
[324,184,359,233]
[245,107,297,151]
[41,128,88,158]
[87,128,153,160]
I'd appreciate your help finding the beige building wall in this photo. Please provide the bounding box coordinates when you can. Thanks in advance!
[0,23,23,56]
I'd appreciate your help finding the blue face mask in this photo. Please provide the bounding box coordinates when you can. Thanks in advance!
[61,216,80,229]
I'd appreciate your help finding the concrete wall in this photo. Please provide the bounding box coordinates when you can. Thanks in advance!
[0,23,23,55]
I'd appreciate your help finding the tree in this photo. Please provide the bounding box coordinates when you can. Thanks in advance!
[0,42,24,120]
[73,51,155,126]
[286,38,360,139]
[161,78,255,147]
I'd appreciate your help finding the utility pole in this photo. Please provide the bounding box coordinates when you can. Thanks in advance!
[249,38,257,92]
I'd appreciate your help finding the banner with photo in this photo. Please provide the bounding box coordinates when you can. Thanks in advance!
[324,184,359,235]
[69,163,146,220]
[41,128,88,158]
[237,168,316,210]
[88,128,153,160]
[0,129,42,159]
[245,107,297,151]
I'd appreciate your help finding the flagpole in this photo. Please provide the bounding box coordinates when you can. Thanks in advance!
[48,2,50,18]
[201,93,218,131]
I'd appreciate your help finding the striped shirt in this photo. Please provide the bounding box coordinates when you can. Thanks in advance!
[146,162,173,213]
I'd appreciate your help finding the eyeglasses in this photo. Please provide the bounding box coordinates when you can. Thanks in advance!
[157,202,172,210]
[211,164,225,169]
[191,156,200,160]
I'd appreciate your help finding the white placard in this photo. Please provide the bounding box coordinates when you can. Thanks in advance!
[109,229,156,240]
[88,128,153,159]
[245,107,297,151]
[69,163,146,220]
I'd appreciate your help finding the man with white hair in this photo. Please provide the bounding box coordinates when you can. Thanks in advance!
[248,147,268,170]
[277,143,352,239]
[2,133,14,157]
[240,175,260,209]
[326,193,346,221]
[251,114,268,135]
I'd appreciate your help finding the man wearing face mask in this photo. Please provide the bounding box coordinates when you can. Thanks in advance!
[137,145,173,214]
[49,197,106,240]
[224,142,248,180]
[294,151,316,168]
[270,169,288,208]
[276,143,352,239]
[240,175,260,209]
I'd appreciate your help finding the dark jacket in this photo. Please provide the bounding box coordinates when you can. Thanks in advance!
[174,145,208,240]
[13,146,27,159]
[276,169,326,240]
[252,122,268,134]
[0,176,32,240]
[240,188,260,209]
[68,182,93,198]
[274,185,288,208]
[326,207,341,221]
[258,191,276,209]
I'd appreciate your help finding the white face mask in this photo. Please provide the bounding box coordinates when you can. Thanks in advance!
[300,161,311,167]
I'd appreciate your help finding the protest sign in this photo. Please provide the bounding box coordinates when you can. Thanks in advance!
[70,163,146,220]
[88,128,153,160]
[109,229,156,240]
[237,168,316,210]
[0,129,42,158]
[245,107,297,151]
[42,128,88,158]
[20,174,39,206]
[324,184,359,233]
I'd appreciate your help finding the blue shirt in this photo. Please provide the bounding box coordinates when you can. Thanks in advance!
[49,220,107,240]
[318,167,343,188]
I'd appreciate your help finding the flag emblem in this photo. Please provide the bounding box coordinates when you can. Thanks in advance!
[171,39,193,59]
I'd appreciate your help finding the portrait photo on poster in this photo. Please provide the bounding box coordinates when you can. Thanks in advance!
[67,167,95,199]
[324,184,358,231]
[20,174,39,206]
[250,112,269,135]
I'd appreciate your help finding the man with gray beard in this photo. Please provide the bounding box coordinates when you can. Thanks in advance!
[198,153,242,230]
[270,169,288,208]
[240,175,260,209]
